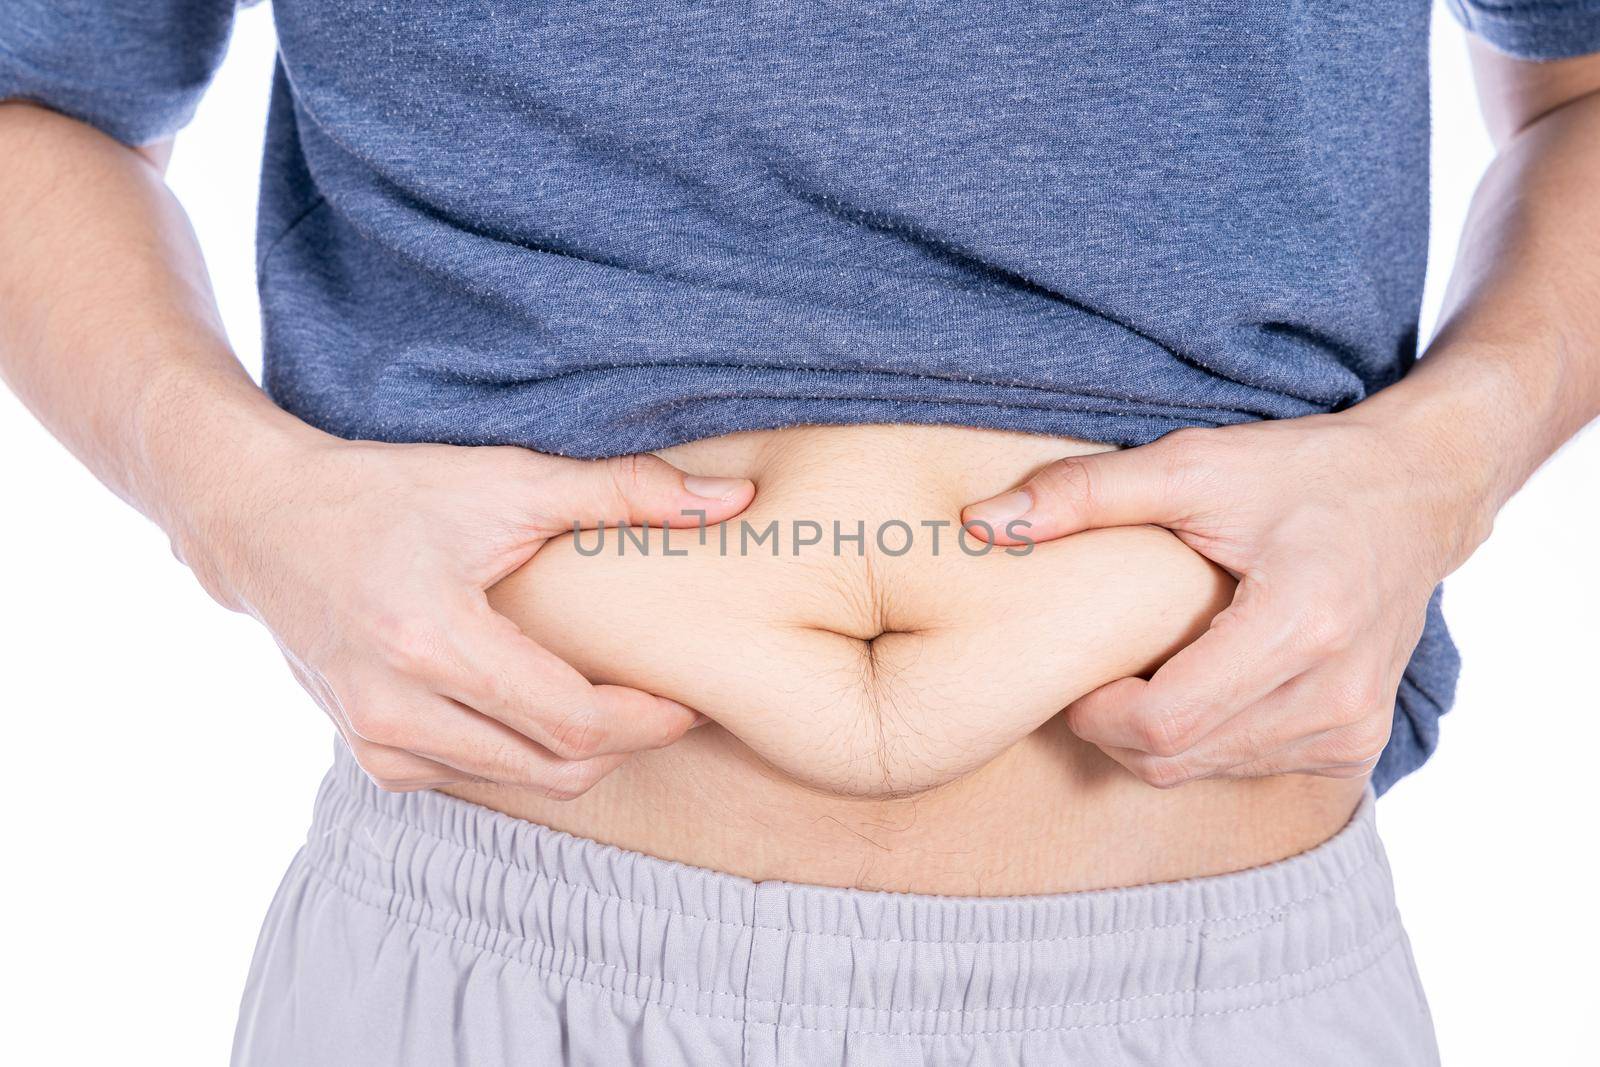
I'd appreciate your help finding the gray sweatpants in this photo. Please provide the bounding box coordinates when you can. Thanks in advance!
[233,747,1438,1065]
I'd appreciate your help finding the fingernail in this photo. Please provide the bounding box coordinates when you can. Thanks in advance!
[684,476,752,502]
[963,489,1033,527]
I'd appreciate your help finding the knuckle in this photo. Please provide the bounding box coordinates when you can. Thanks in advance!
[374,614,443,676]
[342,695,405,745]
[1157,429,1219,499]
[1322,719,1391,767]
[545,706,609,761]
[1295,607,1354,656]
[1138,707,1201,758]
[354,746,425,791]
[477,743,536,787]
[1134,756,1195,790]
[1030,458,1095,516]
[604,453,659,502]
[539,759,606,801]
[1331,675,1385,724]
[1203,603,1251,642]
[460,667,512,714]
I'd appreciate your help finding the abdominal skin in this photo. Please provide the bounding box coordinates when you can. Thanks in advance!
[460,425,1365,895]
[488,427,1234,798]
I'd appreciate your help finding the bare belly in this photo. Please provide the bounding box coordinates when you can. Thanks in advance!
[450,424,1364,895]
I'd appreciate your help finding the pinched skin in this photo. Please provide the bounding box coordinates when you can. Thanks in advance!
[463,425,1365,895]
[492,426,1230,797]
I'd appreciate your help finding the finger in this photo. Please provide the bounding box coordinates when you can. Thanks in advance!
[343,688,628,798]
[1197,666,1393,777]
[1087,664,1386,786]
[1211,713,1393,781]
[524,452,755,535]
[1220,746,1382,781]
[961,430,1208,544]
[411,599,705,760]
[1094,736,1379,789]
[289,659,468,791]
[1065,577,1315,758]
[344,735,468,792]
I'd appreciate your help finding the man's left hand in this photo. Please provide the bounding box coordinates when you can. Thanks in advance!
[961,410,1492,787]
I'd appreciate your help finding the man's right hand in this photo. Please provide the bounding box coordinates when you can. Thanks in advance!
[0,104,759,799]
[176,435,754,796]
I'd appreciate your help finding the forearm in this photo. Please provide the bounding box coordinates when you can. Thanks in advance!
[1353,85,1600,564]
[0,102,320,558]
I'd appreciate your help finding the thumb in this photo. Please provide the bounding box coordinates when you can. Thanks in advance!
[961,436,1197,544]
[526,453,755,533]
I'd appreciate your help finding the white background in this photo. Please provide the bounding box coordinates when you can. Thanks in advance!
[2,4,1596,1063]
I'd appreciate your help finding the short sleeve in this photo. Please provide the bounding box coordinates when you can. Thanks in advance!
[0,1,239,146]
[1447,0,1600,60]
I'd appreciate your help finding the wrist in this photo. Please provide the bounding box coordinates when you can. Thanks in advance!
[129,360,332,607]
[1343,352,1527,575]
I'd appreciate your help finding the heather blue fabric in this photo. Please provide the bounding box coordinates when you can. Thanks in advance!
[7,3,1597,792]
[1449,0,1600,59]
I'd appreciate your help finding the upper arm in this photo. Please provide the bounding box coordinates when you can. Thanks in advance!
[1448,0,1600,145]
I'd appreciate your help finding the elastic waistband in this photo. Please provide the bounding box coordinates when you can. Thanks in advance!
[301,745,1402,1036]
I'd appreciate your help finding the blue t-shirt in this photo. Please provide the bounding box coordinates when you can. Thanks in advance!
[6,1,1598,792]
